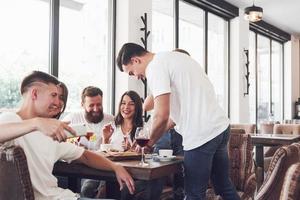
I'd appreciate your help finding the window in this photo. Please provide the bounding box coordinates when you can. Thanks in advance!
[271,41,283,121]
[249,31,284,124]
[58,0,112,112]
[0,0,49,110]
[152,0,174,52]
[257,35,271,123]
[207,13,228,112]
[178,1,204,66]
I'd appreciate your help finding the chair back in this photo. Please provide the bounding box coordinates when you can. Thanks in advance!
[256,143,300,200]
[259,123,276,134]
[231,124,256,134]
[228,129,256,199]
[273,124,300,135]
[0,145,34,200]
[280,162,300,200]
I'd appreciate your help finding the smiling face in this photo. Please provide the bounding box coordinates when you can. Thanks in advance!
[49,85,65,117]
[82,95,104,123]
[34,83,61,118]
[120,95,136,120]
[122,57,146,80]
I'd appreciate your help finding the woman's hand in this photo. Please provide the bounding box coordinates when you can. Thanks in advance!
[102,123,114,143]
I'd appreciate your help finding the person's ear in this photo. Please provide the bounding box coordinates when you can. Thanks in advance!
[131,57,139,64]
[31,88,38,100]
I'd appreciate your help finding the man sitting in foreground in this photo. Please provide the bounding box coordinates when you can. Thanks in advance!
[0,71,135,200]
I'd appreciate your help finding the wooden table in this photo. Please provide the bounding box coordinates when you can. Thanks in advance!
[53,157,183,198]
[251,134,300,188]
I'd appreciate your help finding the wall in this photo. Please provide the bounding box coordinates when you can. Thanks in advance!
[115,0,151,112]
[229,9,250,123]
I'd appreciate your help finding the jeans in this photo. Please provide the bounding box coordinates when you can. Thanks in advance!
[81,179,103,198]
[184,126,240,200]
[154,129,184,200]
[81,178,162,200]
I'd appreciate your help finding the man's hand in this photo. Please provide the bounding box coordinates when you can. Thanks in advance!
[34,118,76,142]
[113,164,135,194]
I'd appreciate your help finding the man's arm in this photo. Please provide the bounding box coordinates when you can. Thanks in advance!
[0,118,75,143]
[75,150,135,194]
[147,93,171,147]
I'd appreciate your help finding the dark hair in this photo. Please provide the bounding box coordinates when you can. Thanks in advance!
[20,71,60,94]
[173,48,190,56]
[115,90,143,140]
[116,43,148,72]
[53,82,68,119]
[81,86,103,103]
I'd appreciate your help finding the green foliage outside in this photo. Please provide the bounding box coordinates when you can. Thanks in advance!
[0,79,21,109]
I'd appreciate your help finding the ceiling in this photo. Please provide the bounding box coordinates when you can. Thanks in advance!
[224,0,300,37]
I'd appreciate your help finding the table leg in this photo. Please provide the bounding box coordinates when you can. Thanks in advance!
[255,145,264,189]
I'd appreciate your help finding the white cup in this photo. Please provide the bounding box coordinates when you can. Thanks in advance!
[159,149,173,157]
[100,144,112,152]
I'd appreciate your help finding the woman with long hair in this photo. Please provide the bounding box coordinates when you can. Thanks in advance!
[102,90,143,151]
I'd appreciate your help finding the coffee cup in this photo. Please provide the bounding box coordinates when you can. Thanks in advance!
[100,144,112,152]
[159,149,173,157]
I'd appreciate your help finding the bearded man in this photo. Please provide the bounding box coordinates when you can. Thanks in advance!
[63,86,114,150]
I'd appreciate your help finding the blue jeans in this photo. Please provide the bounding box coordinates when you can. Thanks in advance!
[154,129,184,200]
[184,127,240,200]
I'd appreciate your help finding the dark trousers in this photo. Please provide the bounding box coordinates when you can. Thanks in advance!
[184,127,240,200]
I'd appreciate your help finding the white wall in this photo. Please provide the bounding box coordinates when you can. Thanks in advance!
[115,0,151,111]
[229,9,250,123]
[284,36,300,119]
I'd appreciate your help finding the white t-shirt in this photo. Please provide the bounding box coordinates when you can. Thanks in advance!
[146,52,229,151]
[63,111,114,150]
[108,122,134,152]
[0,112,85,200]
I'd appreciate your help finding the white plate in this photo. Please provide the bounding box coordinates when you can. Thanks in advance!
[158,155,176,162]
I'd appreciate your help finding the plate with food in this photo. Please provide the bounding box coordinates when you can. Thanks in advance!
[102,150,142,161]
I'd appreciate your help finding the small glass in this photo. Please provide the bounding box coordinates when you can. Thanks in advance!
[135,127,150,166]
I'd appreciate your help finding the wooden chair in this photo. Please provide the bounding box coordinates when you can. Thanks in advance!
[207,129,256,200]
[256,143,300,200]
[0,145,34,200]
[231,124,256,134]
[280,162,300,200]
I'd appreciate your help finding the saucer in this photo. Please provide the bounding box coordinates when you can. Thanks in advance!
[158,155,176,162]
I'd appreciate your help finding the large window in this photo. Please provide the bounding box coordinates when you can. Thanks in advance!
[249,31,284,124]
[0,0,49,110]
[152,0,174,52]
[257,35,271,123]
[271,41,283,121]
[59,0,112,112]
[207,13,228,111]
[178,1,204,66]
[0,0,113,113]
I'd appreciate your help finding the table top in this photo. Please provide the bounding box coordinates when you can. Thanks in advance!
[250,133,300,146]
[53,156,183,181]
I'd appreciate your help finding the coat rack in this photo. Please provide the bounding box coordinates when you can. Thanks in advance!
[243,49,250,96]
[140,13,151,122]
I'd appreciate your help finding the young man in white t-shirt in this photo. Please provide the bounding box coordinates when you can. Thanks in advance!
[63,86,114,198]
[116,43,239,200]
[0,71,135,200]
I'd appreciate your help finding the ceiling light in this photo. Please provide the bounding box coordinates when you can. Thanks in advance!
[244,2,263,22]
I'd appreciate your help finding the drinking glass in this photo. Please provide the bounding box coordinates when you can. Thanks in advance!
[135,127,150,166]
